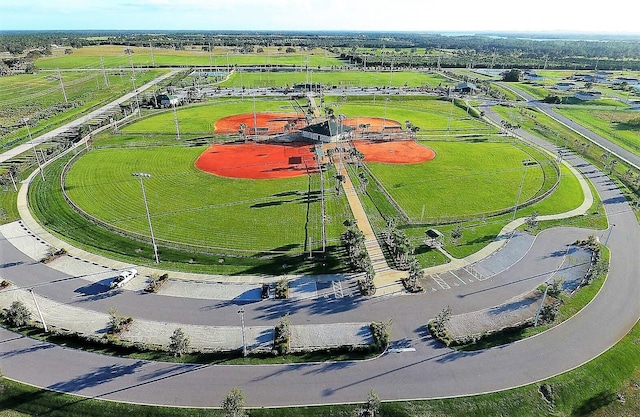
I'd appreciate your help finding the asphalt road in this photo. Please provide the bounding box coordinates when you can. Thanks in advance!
[497,82,640,169]
[0,85,639,407]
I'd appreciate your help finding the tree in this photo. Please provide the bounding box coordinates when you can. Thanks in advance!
[169,327,190,357]
[357,171,369,193]
[334,174,345,195]
[221,387,247,417]
[451,224,463,244]
[274,314,291,355]
[502,69,522,82]
[432,306,452,337]
[525,211,539,230]
[5,300,31,327]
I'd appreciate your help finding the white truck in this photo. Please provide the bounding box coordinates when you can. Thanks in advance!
[110,268,138,289]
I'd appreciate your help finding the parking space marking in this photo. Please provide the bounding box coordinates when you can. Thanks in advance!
[431,274,450,290]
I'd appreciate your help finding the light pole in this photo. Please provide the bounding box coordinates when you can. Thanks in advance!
[24,118,45,181]
[29,288,48,332]
[604,224,616,247]
[512,160,532,221]
[132,172,159,263]
[237,307,247,357]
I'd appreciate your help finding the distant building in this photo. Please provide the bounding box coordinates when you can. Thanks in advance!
[555,82,575,91]
[300,120,353,143]
[573,91,602,101]
[614,77,640,85]
[455,82,478,94]
[156,94,180,107]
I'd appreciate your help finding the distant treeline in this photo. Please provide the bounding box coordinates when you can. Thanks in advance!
[1,30,640,70]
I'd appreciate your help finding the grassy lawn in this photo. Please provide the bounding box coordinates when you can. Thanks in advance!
[35,45,344,69]
[322,95,497,134]
[218,70,455,89]
[555,107,640,155]
[0,69,168,147]
[29,152,350,275]
[64,145,333,255]
[366,139,547,222]
[120,98,300,135]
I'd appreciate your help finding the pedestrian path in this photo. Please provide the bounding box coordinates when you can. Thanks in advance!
[332,150,408,295]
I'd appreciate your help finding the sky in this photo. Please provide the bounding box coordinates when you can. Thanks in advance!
[1,0,639,35]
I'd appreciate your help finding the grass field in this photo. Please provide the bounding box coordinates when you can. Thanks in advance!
[366,139,547,222]
[555,107,640,155]
[35,45,344,69]
[0,69,168,147]
[30,151,351,274]
[218,70,455,89]
[120,98,300,135]
[65,146,326,254]
[322,95,497,134]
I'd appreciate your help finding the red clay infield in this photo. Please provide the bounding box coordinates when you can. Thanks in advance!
[214,113,306,134]
[199,114,434,179]
[353,140,436,164]
[195,142,319,179]
[342,117,402,132]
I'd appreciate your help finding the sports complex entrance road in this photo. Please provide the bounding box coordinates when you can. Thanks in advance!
[0,86,639,407]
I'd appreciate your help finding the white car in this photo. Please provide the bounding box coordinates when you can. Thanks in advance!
[110,268,138,289]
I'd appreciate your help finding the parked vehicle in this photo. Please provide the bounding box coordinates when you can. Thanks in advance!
[110,268,138,289]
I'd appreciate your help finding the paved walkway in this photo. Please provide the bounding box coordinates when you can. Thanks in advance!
[332,149,408,295]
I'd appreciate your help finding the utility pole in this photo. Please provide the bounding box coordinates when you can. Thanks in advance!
[29,289,48,332]
[57,68,68,103]
[150,43,155,66]
[132,173,159,264]
[238,307,247,357]
[512,161,530,221]
[100,57,109,87]
[253,93,258,141]
[24,118,45,181]
[129,54,140,115]
[172,101,181,141]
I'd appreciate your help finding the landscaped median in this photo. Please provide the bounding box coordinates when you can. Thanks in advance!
[429,239,607,349]
[0,285,381,362]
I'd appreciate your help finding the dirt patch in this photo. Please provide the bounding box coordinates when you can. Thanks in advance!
[195,142,318,179]
[343,117,402,133]
[352,140,436,164]
[214,113,306,134]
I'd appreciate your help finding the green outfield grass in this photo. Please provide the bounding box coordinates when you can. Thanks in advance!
[121,98,300,135]
[218,70,455,89]
[35,45,344,69]
[29,151,351,274]
[323,95,497,134]
[65,146,324,254]
[366,140,546,222]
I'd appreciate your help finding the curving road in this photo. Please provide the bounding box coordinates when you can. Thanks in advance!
[0,90,639,408]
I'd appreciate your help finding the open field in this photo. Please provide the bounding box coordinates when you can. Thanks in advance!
[365,139,550,222]
[65,146,325,254]
[30,151,351,274]
[322,95,497,134]
[121,99,301,135]
[555,107,640,155]
[35,45,344,69]
[0,69,168,146]
[218,70,455,88]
